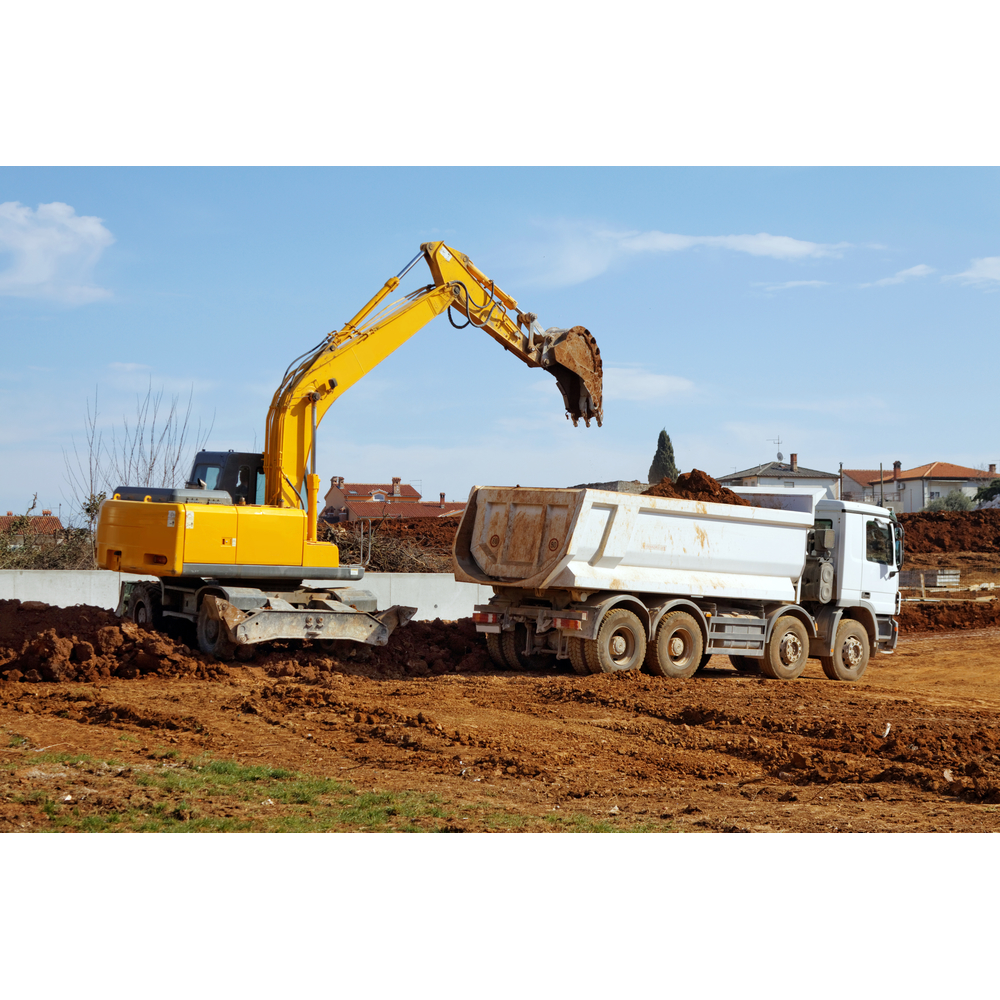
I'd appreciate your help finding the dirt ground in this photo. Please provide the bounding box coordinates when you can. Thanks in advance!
[2,597,998,832]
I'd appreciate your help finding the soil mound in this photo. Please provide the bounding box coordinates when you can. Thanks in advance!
[258,618,491,684]
[642,469,753,507]
[0,600,227,683]
[898,509,1000,554]
[897,599,1000,633]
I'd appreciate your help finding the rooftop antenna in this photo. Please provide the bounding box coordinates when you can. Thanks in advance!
[767,437,782,462]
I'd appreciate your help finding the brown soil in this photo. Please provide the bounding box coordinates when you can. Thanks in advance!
[3,600,1000,832]
[642,469,753,507]
[0,600,227,684]
[899,509,1000,553]
[898,599,1000,632]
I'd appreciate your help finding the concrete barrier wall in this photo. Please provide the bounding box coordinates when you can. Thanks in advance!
[0,570,156,610]
[339,574,494,622]
[0,570,492,621]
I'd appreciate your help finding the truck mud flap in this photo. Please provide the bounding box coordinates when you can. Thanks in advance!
[209,596,417,647]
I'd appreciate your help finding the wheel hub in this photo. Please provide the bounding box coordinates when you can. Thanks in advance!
[669,635,685,658]
[779,632,802,665]
[843,635,863,667]
[611,635,627,656]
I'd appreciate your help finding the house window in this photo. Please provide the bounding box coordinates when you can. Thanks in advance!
[929,492,940,500]
[784,481,794,489]
[372,493,386,502]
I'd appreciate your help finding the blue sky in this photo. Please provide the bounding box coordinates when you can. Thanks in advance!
[1,167,998,521]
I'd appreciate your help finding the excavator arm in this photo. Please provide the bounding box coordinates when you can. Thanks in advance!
[264,242,603,530]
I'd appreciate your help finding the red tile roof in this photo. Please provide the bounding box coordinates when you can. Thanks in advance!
[335,482,422,500]
[0,515,64,534]
[841,469,885,488]
[869,462,992,484]
[343,500,466,520]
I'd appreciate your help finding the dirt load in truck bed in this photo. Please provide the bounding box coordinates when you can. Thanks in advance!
[642,469,753,506]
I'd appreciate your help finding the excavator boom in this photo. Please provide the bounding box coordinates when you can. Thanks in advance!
[265,242,603,516]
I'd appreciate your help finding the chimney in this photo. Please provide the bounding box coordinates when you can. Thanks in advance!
[990,464,997,476]
[5,511,11,516]
[439,492,446,507]
[893,460,901,483]
[42,509,52,516]
[392,476,401,497]
[790,453,798,472]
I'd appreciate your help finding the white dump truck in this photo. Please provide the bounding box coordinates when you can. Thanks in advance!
[453,485,902,682]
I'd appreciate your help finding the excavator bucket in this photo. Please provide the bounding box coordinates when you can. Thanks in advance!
[540,326,604,427]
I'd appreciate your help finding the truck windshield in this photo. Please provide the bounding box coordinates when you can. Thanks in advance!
[894,522,904,568]
[866,520,893,565]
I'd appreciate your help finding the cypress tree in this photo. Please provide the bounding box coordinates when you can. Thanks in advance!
[648,429,678,484]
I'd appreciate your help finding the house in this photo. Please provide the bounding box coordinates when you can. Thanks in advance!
[0,510,65,549]
[716,454,840,497]
[323,476,421,510]
[868,461,996,513]
[338,498,467,522]
[321,477,464,522]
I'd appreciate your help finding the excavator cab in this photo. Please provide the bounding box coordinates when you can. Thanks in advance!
[187,451,266,505]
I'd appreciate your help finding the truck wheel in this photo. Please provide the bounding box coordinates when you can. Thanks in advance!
[197,603,236,660]
[127,584,162,629]
[584,608,646,674]
[730,654,760,675]
[760,616,809,680]
[501,623,550,670]
[485,632,507,668]
[695,652,713,674]
[820,619,870,682]
[567,637,590,675]
[645,611,703,679]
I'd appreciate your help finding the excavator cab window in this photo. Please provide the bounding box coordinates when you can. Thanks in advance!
[255,469,266,505]
[192,463,221,490]
[233,465,252,503]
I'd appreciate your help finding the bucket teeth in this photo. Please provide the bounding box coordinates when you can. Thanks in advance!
[542,326,603,427]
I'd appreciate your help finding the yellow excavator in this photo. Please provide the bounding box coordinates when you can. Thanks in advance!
[96,242,603,657]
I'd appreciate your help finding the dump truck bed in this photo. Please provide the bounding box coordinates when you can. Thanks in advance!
[452,487,815,603]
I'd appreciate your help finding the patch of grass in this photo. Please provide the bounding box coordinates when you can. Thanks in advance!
[117,733,139,744]
[7,734,28,748]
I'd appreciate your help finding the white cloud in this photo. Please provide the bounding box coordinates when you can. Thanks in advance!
[0,201,114,304]
[603,365,694,401]
[754,279,830,292]
[861,263,934,287]
[520,220,850,286]
[945,257,1000,287]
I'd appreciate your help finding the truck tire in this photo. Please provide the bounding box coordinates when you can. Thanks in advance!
[820,619,870,682]
[567,637,590,675]
[695,652,713,674]
[127,583,162,629]
[584,608,646,674]
[645,611,703,679]
[485,632,507,668]
[197,602,236,660]
[501,623,550,670]
[730,654,760,675]
[760,616,809,680]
